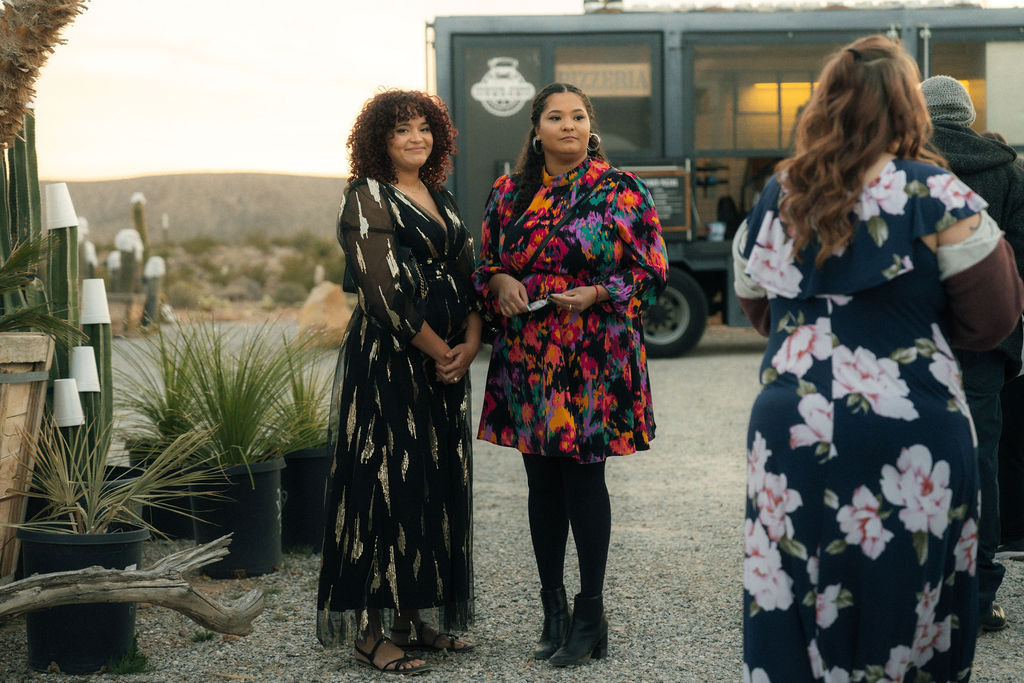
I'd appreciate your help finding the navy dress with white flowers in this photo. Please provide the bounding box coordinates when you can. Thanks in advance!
[741,160,984,683]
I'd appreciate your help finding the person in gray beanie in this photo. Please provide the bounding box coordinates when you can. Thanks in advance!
[921,75,976,126]
[922,73,1024,633]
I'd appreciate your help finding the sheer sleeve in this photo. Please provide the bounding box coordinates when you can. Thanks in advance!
[440,189,482,314]
[338,179,425,347]
[600,172,669,318]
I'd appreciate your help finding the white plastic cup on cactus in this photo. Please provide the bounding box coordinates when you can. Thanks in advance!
[52,378,85,427]
[70,346,101,392]
[80,278,112,325]
[44,183,78,231]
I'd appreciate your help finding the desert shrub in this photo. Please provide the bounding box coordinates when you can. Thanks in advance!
[278,253,316,290]
[242,230,271,251]
[180,235,221,255]
[165,280,205,309]
[222,277,263,302]
[270,280,308,305]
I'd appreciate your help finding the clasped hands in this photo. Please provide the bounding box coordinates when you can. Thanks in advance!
[435,341,477,385]
[489,273,600,317]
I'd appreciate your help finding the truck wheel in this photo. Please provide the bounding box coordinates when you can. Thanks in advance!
[643,267,708,357]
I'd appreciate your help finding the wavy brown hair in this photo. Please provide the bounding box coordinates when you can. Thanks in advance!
[777,35,946,266]
[347,89,457,190]
[511,83,608,219]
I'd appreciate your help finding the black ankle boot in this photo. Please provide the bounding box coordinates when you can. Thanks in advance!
[534,586,571,659]
[548,593,608,666]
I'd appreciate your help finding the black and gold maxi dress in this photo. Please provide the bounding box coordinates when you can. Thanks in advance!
[317,177,476,646]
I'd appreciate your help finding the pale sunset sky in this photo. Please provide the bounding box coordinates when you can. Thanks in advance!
[33,0,1021,180]
[33,0,581,180]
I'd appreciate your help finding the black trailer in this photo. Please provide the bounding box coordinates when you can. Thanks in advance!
[430,4,1024,356]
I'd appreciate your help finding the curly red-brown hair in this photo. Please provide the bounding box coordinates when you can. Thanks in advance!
[777,35,946,266]
[346,89,457,190]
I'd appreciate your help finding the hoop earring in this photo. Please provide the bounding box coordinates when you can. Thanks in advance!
[531,137,542,154]
[588,133,601,152]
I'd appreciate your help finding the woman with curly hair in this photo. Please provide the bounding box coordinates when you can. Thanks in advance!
[733,36,1024,681]
[317,89,480,675]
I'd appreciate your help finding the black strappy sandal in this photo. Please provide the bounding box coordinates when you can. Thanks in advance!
[391,623,475,654]
[354,635,432,675]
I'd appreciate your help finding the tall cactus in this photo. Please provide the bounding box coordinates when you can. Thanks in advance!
[44,182,79,379]
[130,192,150,257]
[81,280,113,464]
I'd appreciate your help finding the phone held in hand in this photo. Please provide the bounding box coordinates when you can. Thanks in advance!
[527,298,550,312]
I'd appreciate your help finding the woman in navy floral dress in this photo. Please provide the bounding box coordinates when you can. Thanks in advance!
[473,83,668,667]
[733,37,1024,682]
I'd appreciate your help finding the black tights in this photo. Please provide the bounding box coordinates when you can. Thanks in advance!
[521,453,610,598]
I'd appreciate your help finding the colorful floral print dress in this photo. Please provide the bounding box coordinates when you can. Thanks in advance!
[317,178,476,646]
[473,157,668,463]
[739,160,988,683]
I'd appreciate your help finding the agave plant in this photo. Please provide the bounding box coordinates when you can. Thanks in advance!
[10,420,219,535]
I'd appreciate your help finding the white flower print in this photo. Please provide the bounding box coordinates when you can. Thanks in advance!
[856,163,909,220]
[758,472,803,542]
[915,582,942,622]
[815,583,843,629]
[824,668,851,683]
[913,613,952,668]
[885,645,913,683]
[927,173,987,213]
[746,210,804,298]
[880,445,952,538]
[789,393,836,458]
[808,639,825,679]
[806,555,819,587]
[748,431,771,499]
[926,323,969,419]
[832,345,919,421]
[743,664,772,683]
[772,317,832,378]
[836,485,894,560]
[744,519,794,612]
[955,518,978,576]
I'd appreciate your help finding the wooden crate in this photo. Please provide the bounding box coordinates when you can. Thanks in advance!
[0,333,54,583]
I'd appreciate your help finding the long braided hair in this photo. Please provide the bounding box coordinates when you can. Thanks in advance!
[510,83,608,219]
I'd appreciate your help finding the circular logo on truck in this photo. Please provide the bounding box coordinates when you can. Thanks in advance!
[471,58,536,117]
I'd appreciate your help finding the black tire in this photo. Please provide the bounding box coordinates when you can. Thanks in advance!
[643,267,708,358]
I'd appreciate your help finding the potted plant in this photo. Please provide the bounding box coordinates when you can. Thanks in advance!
[175,321,302,578]
[278,336,332,553]
[9,421,218,674]
[115,327,199,539]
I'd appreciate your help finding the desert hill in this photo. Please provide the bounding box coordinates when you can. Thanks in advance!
[46,173,347,245]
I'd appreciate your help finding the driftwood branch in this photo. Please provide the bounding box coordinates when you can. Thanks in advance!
[0,534,264,635]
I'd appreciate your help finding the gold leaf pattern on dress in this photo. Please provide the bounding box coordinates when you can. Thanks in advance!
[360,435,375,464]
[402,451,409,481]
[434,557,443,598]
[387,546,399,602]
[429,423,439,466]
[346,397,357,442]
[350,515,363,561]
[407,407,417,440]
[397,525,406,555]
[413,550,421,579]
[378,458,391,513]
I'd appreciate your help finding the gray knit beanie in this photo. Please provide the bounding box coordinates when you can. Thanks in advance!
[921,75,976,126]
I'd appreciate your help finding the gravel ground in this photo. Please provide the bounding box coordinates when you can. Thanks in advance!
[2,324,1024,681]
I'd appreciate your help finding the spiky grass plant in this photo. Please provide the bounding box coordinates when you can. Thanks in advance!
[114,326,198,454]
[278,333,331,454]
[0,0,89,149]
[177,322,300,467]
[10,421,219,534]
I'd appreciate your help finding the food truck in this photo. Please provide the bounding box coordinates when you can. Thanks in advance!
[430,2,1024,356]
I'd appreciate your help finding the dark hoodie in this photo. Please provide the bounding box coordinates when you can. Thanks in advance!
[929,120,1024,369]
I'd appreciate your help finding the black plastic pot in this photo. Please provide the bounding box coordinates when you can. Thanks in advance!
[17,526,150,674]
[190,458,283,578]
[281,445,332,553]
[127,443,194,540]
